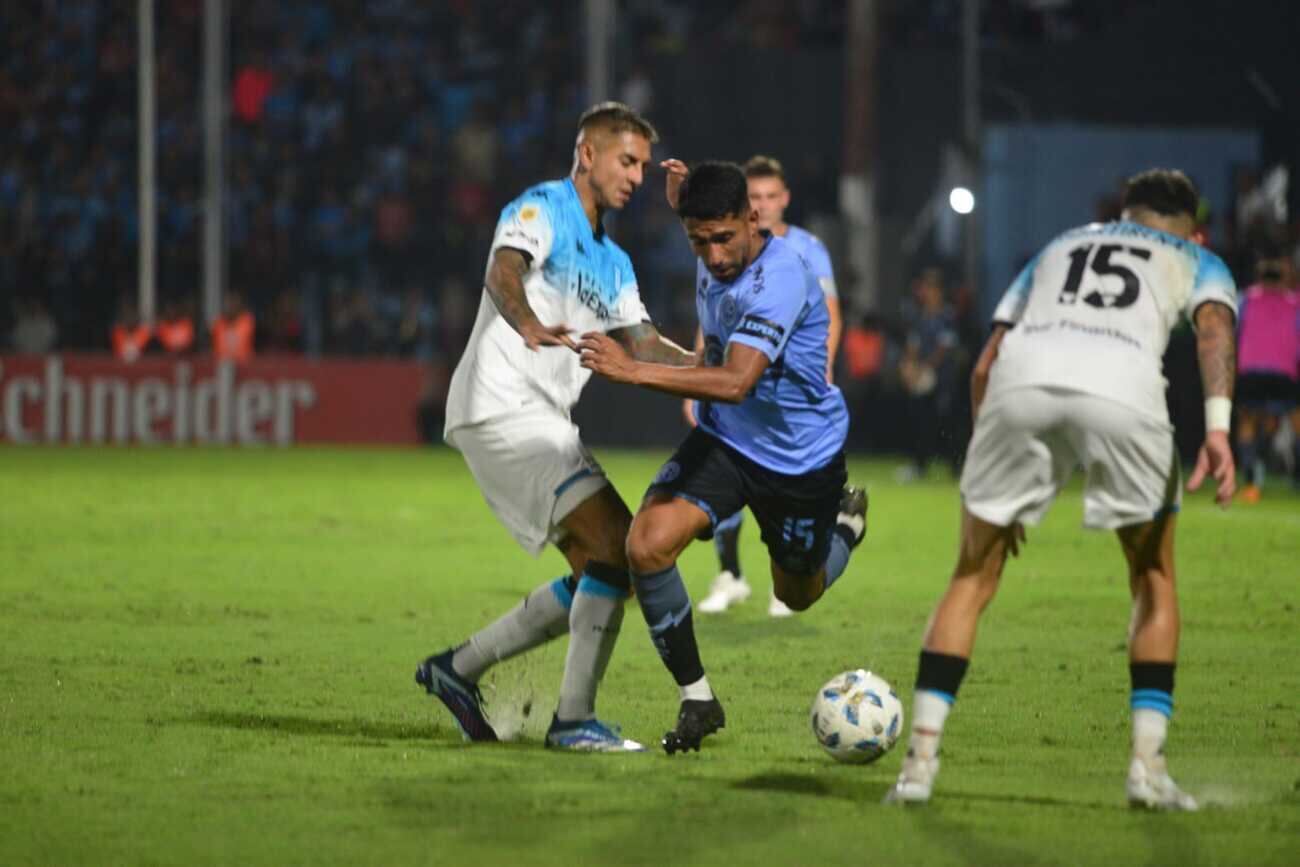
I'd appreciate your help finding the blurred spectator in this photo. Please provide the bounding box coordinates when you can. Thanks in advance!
[10,298,59,354]
[211,290,255,363]
[1234,244,1300,499]
[395,285,436,360]
[262,289,304,353]
[897,267,961,481]
[233,48,274,124]
[155,298,196,355]
[111,298,151,362]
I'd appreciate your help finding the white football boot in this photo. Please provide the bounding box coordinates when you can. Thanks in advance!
[1126,756,1198,811]
[768,590,794,617]
[698,571,751,613]
[883,754,939,804]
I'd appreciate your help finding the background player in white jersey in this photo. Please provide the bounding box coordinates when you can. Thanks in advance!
[415,103,695,752]
[684,155,844,618]
[885,169,1238,809]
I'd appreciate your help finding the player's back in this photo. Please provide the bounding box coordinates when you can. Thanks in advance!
[989,220,1237,419]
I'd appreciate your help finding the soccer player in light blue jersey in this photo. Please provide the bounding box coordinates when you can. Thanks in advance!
[692,155,844,618]
[416,103,696,752]
[579,162,869,753]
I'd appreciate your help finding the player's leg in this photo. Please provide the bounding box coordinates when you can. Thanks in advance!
[883,509,1018,803]
[542,483,643,751]
[698,509,752,614]
[1290,406,1300,489]
[1117,514,1196,810]
[1235,401,1263,499]
[628,430,745,753]
[766,485,867,611]
[886,386,1062,804]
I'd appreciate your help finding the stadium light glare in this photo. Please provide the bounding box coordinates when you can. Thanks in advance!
[949,186,975,215]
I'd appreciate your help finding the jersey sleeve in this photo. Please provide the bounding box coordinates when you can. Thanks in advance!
[804,236,837,298]
[607,251,650,330]
[1187,249,1238,324]
[992,252,1040,326]
[729,259,810,362]
[488,193,556,268]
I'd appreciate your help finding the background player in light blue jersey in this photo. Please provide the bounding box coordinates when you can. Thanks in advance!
[579,162,868,754]
[687,155,844,618]
[417,103,696,752]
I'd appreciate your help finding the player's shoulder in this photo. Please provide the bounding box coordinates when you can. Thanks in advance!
[787,224,827,250]
[506,179,570,217]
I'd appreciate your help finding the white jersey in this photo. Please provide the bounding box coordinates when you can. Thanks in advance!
[445,179,650,433]
[988,220,1237,420]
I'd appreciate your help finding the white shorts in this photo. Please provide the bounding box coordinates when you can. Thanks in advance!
[960,386,1180,530]
[446,405,609,556]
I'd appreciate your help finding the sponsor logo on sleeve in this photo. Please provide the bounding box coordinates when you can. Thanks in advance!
[735,314,786,348]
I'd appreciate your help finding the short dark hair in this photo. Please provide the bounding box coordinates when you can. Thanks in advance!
[743,155,786,182]
[1122,169,1199,219]
[577,101,659,144]
[677,161,749,220]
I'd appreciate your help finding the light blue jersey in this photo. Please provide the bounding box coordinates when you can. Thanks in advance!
[446,178,649,431]
[780,224,837,299]
[695,235,848,473]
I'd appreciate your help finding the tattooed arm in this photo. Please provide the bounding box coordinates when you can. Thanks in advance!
[607,322,696,367]
[1187,300,1236,505]
[1193,301,1235,399]
[484,248,575,351]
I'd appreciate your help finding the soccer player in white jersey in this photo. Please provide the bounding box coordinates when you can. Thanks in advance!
[690,155,844,618]
[884,169,1238,809]
[415,103,695,752]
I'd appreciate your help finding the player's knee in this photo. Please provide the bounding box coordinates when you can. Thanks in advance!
[625,523,675,575]
[773,581,815,612]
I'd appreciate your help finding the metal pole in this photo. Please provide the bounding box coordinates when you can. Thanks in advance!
[961,0,981,299]
[841,0,879,312]
[202,0,225,325]
[584,0,613,103]
[137,0,156,324]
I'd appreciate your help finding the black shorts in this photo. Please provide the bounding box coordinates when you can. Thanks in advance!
[1237,372,1297,409]
[647,428,847,577]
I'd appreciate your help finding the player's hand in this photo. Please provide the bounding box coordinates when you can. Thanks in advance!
[682,399,697,428]
[521,321,577,352]
[579,331,639,383]
[1187,429,1235,507]
[661,159,688,210]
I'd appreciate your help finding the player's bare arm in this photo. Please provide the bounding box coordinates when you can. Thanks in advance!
[580,332,768,403]
[608,322,695,367]
[970,324,1009,421]
[485,247,576,351]
[1187,300,1237,505]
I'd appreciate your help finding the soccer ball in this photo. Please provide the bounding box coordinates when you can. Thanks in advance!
[810,669,903,764]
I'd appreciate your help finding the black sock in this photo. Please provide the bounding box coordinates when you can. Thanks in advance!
[714,523,742,577]
[915,649,969,700]
[635,565,705,686]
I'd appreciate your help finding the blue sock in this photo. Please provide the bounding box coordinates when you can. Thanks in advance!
[633,565,705,686]
[822,533,852,591]
[1237,438,1260,485]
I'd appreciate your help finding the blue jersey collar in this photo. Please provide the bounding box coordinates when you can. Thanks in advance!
[564,177,606,240]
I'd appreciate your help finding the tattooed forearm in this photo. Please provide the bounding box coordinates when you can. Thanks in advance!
[610,323,696,367]
[484,248,541,333]
[1194,301,1236,399]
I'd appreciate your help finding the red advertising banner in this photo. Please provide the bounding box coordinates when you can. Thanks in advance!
[0,354,430,445]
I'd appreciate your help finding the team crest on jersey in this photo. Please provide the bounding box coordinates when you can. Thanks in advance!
[520,205,539,221]
[720,295,741,330]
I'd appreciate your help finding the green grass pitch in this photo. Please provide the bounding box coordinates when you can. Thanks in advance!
[1,446,1297,866]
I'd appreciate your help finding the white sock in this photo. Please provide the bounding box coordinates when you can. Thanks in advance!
[680,675,714,702]
[1132,708,1169,763]
[907,690,953,760]
[451,578,571,682]
[555,586,624,722]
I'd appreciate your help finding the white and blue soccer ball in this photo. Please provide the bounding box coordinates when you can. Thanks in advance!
[810,669,903,764]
